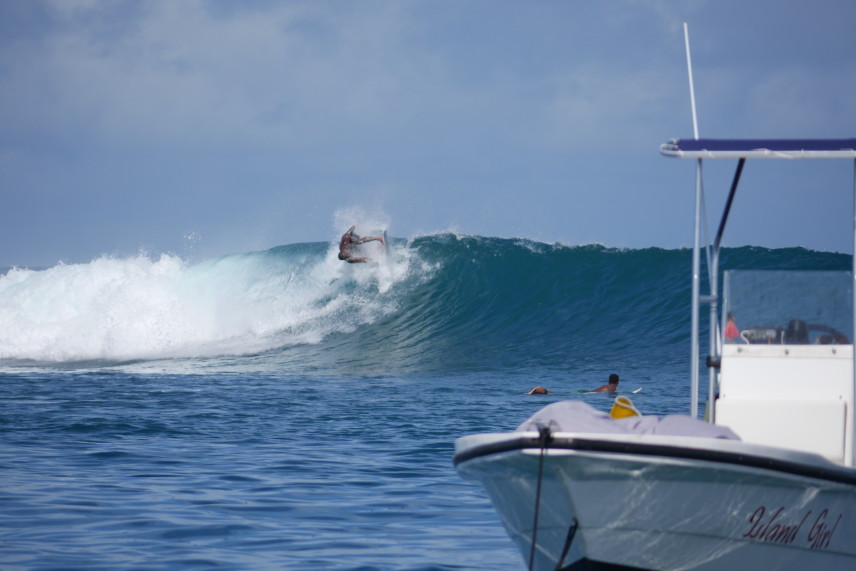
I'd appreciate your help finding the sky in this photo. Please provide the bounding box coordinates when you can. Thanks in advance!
[2,0,856,268]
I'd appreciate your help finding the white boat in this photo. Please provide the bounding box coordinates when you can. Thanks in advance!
[454,37,856,570]
[455,397,856,570]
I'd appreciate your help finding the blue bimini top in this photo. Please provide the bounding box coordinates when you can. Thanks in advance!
[660,138,856,159]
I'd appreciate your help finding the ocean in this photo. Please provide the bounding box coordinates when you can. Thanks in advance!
[0,235,850,570]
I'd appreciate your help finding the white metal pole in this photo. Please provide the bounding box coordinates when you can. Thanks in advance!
[684,23,699,140]
[685,22,702,417]
[851,158,856,465]
[691,161,702,418]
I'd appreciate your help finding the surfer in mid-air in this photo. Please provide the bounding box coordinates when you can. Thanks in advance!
[338,225,385,263]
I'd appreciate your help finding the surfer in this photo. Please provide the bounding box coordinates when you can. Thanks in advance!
[527,386,553,395]
[591,373,620,393]
[338,225,385,263]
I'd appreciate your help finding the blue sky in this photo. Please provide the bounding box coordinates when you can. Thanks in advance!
[2,0,855,267]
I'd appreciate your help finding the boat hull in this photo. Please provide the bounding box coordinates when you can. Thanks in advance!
[455,432,856,570]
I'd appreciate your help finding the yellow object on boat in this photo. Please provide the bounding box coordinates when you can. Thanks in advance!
[610,396,640,419]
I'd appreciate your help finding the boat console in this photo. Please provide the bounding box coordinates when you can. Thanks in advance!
[717,270,854,465]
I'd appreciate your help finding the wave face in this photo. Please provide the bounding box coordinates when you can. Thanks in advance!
[1,236,850,375]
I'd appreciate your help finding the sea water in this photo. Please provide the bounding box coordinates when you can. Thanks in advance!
[0,236,850,570]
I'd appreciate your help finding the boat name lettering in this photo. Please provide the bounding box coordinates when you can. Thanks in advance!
[807,509,842,550]
[743,506,842,550]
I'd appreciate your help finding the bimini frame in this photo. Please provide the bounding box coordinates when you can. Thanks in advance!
[660,138,856,459]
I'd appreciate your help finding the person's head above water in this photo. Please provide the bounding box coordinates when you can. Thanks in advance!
[608,374,619,386]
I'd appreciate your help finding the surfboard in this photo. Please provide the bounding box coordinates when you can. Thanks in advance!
[574,387,643,394]
[382,230,389,254]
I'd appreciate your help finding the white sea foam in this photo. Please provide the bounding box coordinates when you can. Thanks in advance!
[0,241,428,363]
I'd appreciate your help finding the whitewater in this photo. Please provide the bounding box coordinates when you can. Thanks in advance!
[0,239,427,364]
[0,235,851,570]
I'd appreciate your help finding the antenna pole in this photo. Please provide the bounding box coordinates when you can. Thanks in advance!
[685,22,702,417]
[684,23,699,139]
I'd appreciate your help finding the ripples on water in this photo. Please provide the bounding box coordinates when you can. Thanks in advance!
[0,368,689,570]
